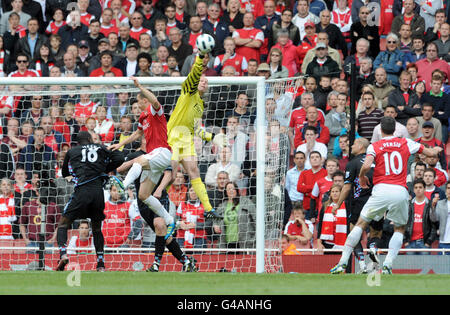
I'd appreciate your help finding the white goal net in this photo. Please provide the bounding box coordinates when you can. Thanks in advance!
[0,75,297,273]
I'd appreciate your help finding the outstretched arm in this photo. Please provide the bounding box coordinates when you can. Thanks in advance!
[182,54,204,95]
[130,76,161,111]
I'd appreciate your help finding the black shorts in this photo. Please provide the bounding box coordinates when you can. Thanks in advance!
[348,196,384,230]
[63,180,105,222]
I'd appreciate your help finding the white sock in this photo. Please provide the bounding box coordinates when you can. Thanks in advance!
[143,195,174,226]
[384,232,403,268]
[123,163,142,188]
[339,225,363,266]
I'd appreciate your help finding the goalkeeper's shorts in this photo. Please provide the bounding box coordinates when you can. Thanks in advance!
[168,135,196,162]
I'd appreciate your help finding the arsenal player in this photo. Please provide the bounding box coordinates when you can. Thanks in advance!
[109,76,176,239]
[331,117,443,274]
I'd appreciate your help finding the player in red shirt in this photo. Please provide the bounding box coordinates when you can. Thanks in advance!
[109,77,176,239]
[331,117,442,274]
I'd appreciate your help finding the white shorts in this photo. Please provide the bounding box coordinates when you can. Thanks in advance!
[140,147,172,184]
[360,184,410,227]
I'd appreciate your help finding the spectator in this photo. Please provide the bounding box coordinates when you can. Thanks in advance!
[207,170,229,210]
[406,117,422,140]
[205,146,241,187]
[102,184,132,248]
[331,0,352,48]
[0,178,16,240]
[254,0,280,62]
[295,20,317,71]
[416,121,447,170]
[115,43,139,77]
[85,19,105,57]
[255,62,271,79]
[349,5,380,59]
[269,8,300,48]
[67,219,94,254]
[315,9,347,56]
[391,0,425,38]
[335,133,350,170]
[221,0,244,33]
[174,0,191,28]
[356,91,383,141]
[373,33,404,87]
[430,181,450,255]
[0,0,31,36]
[286,150,306,204]
[168,171,188,208]
[292,0,319,40]
[416,43,450,91]
[416,103,442,142]
[90,50,123,77]
[13,17,48,63]
[139,0,165,33]
[317,184,348,251]
[232,12,264,64]
[167,27,193,70]
[18,126,56,181]
[214,37,248,76]
[61,102,80,146]
[281,234,300,255]
[129,11,152,42]
[19,189,59,251]
[407,160,426,190]
[134,51,152,77]
[422,167,446,201]
[398,23,414,57]
[371,105,409,143]
[270,30,298,77]
[216,181,256,249]
[21,94,44,127]
[99,8,119,37]
[298,105,330,146]
[305,42,340,82]
[57,10,89,50]
[372,67,396,110]
[297,150,327,219]
[195,0,208,21]
[93,105,115,146]
[176,186,207,249]
[325,91,347,153]
[420,74,450,143]
[150,19,170,51]
[283,205,313,248]
[426,154,449,188]
[2,117,26,162]
[407,35,427,63]
[60,51,86,77]
[117,22,140,53]
[224,92,256,131]
[74,87,98,126]
[203,3,230,53]
[301,31,342,73]
[344,37,370,77]
[424,8,447,43]
[417,0,443,30]
[111,115,139,156]
[310,157,340,220]
[404,178,436,255]
[432,23,450,59]
[49,34,65,66]
[38,116,65,154]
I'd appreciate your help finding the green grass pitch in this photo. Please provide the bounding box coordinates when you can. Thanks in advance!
[1,272,450,295]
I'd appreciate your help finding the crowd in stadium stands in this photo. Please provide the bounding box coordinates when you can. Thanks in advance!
[0,0,450,256]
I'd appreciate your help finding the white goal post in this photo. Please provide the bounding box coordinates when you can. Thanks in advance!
[2,75,272,273]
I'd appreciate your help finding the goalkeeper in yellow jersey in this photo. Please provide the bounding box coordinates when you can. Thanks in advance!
[167,50,221,220]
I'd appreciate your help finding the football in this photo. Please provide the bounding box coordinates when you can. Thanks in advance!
[196,34,215,54]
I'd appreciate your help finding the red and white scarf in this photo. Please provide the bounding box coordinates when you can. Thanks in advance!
[320,203,347,248]
[0,50,4,76]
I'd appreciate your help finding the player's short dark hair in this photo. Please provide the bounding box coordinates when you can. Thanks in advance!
[292,202,303,211]
[76,131,93,145]
[309,150,321,158]
[413,178,426,188]
[304,125,317,134]
[294,150,305,158]
[325,157,339,167]
[380,116,396,135]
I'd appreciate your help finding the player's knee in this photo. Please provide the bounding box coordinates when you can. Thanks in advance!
[154,217,166,234]
[138,190,150,202]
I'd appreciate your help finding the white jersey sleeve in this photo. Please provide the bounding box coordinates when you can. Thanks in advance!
[406,138,424,155]
[366,144,376,157]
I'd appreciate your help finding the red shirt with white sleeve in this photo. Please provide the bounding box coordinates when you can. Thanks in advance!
[311,176,333,218]
[74,101,98,121]
[102,200,131,247]
[367,136,424,189]
[232,27,264,63]
[138,104,171,154]
[0,194,16,239]
[214,53,248,76]
[130,27,152,41]
[176,200,206,248]
[45,20,67,35]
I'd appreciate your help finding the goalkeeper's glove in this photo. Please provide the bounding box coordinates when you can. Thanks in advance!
[195,126,213,142]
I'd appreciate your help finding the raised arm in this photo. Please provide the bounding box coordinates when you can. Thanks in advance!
[130,76,161,111]
[182,54,204,95]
